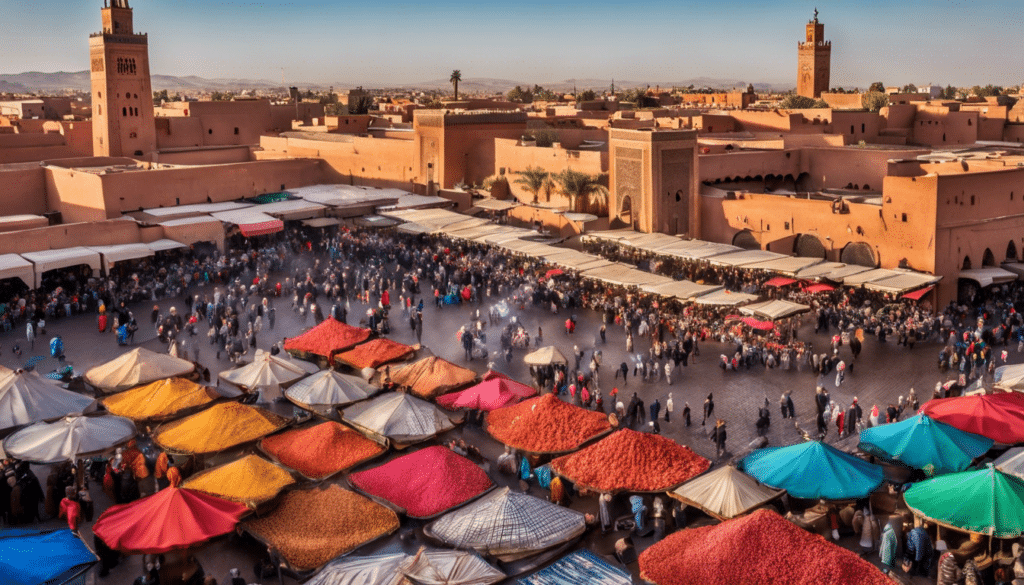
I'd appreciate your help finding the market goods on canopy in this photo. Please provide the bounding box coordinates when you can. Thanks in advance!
[180,454,295,508]
[260,421,385,481]
[349,445,493,518]
[2,413,135,464]
[385,356,478,401]
[334,337,416,369]
[282,318,371,361]
[93,474,248,554]
[921,392,1024,444]
[904,464,1024,538]
[152,402,290,455]
[669,465,785,521]
[435,371,537,412]
[84,347,195,394]
[340,392,456,447]
[550,429,709,493]
[306,547,504,585]
[858,413,993,476]
[0,529,98,585]
[242,485,400,573]
[101,377,220,423]
[738,440,884,500]
[638,508,891,585]
[218,349,318,402]
[425,487,587,562]
[517,549,632,585]
[486,394,612,455]
[0,367,95,431]
[284,369,377,415]
[523,346,568,366]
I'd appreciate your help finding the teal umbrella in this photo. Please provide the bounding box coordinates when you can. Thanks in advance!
[739,440,884,500]
[904,464,1024,537]
[858,414,993,476]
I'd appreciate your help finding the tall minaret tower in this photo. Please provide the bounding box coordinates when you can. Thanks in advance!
[797,8,831,99]
[89,0,157,158]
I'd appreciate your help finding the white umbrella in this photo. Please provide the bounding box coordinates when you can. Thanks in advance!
[219,350,318,402]
[3,414,136,464]
[523,346,568,366]
[0,368,95,431]
[341,392,455,445]
[284,369,376,411]
[84,348,195,393]
[306,548,503,585]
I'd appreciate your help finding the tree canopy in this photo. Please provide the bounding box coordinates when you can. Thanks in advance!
[861,91,890,112]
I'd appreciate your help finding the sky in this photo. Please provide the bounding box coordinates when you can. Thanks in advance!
[2,0,1023,89]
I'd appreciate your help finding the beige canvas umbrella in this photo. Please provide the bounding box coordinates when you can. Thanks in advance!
[219,350,318,402]
[523,346,568,366]
[84,348,195,394]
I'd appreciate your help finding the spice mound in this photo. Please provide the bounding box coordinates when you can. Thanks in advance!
[283,319,371,358]
[102,377,217,421]
[349,445,492,517]
[153,402,289,454]
[243,485,399,572]
[260,421,385,480]
[551,429,710,492]
[486,393,612,453]
[181,454,294,506]
[639,508,891,585]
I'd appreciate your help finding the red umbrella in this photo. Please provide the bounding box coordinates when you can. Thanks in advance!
[545,269,564,278]
[804,283,835,294]
[93,474,248,554]
[436,373,537,411]
[922,392,1024,444]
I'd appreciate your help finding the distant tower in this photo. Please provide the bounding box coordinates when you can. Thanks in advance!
[797,8,831,99]
[89,0,156,158]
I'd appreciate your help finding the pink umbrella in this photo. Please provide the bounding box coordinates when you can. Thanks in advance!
[436,371,537,411]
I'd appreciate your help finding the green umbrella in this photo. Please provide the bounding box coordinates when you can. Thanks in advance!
[904,464,1024,537]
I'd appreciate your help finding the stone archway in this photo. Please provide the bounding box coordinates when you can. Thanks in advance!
[1008,240,1018,262]
[794,234,827,259]
[840,242,878,268]
[619,196,632,225]
[732,230,760,250]
[983,248,996,267]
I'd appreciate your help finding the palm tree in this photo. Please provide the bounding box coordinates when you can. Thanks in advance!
[513,166,549,204]
[450,70,462,101]
[554,169,608,213]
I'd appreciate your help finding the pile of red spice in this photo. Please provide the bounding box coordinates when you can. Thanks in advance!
[283,319,371,357]
[639,508,891,585]
[260,421,385,480]
[486,394,612,453]
[348,445,492,518]
[551,429,709,492]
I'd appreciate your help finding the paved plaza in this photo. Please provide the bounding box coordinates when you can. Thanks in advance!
[6,250,969,584]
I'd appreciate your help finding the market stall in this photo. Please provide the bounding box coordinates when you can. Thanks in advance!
[669,465,785,521]
[515,549,631,585]
[385,356,478,401]
[284,369,378,416]
[334,338,416,370]
[306,548,504,585]
[84,348,195,394]
[259,421,386,481]
[218,349,318,402]
[2,413,135,464]
[0,367,95,431]
[101,377,221,423]
[921,392,1024,444]
[0,529,98,585]
[152,402,291,456]
[738,440,884,500]
[435,371,536,411]
[904,464,1024,537]
[857,413,993,475]
[180,454,295,508]
[21,247,102,289]
[340,392,456,448]
[282,318,372,363]
[486,394,612,456]
[523,346,568,367]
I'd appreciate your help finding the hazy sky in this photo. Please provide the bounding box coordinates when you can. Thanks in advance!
[3,0,1022,89]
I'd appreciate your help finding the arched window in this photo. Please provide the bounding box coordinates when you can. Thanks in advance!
[1007,240,1018,261]
[122,107,127,117]
[983,248,996,267]
[962,256,972,270]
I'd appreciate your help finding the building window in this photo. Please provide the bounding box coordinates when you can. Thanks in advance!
[234,127,239,135]
[971,195,975,205]
[122,107,127,117]
[901,213,907,222]
[861,123,866,133]
[129,132,137,139]
[208,129,213,135]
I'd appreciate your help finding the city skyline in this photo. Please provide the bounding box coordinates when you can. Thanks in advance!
[2,0,1022,90]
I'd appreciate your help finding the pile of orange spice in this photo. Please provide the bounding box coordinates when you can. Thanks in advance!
[154,402,289,454]
[261,421,385,479]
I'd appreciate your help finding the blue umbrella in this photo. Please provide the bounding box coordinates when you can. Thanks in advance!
[859,413,993,476]
[0,529,97,585]
[739,440,884,500]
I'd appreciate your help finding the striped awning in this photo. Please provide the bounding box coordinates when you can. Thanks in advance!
[239,220,284,237]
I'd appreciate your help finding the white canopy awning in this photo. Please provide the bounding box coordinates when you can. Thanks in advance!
[254,199,326,221]
[959,267,1018,288]
[147,239,188,252]
[704,249,787,267]
[743,256,825,276]
[88,243,155,273]
[641,280,724,301]
[692,289,760,307]
[21,247,102,288]
[841,268,902,287]
[473,198,520,212]
[302,217,341,228]
[862,271,942,293]
[0,254,35,288]
[740,299,811,321]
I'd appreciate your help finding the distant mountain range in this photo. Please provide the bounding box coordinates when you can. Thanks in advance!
[0,71,794,94]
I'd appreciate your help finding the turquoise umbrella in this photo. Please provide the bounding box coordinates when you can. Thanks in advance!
[739,440,884,500]
[904,464,1024,537]
[858,414,993,476]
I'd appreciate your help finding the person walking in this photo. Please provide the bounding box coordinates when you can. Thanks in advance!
[665,393,673,423]
[702,393,714,426]
[711,419,727,458]
[664,361,673,385]
[26,320,34,352]
[618,361,629,385]
[878,519,899,576]
[650,398,661,424]
[682,401,691,426]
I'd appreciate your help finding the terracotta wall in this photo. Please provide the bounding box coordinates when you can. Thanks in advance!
[0,165,48,215]
[155,147,252,165]
[258,134,420,190]
[0,218,140,254]
[45,166,107,224]
[495,139,607,200]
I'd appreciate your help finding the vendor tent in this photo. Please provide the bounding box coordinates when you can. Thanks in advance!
[994,363,1024,391]
[94,474,247,554]
[515,549,631,585]
[147,239,188,252]
[0,368,95,431]
[426,487,586,561]
[285,369,377,412]
[863,271,942,294]
[921,392,1024,444]
[640,280,723,301]
[305,553,408,585]
[704,249,785,267]
[84,347,195,394]
[435,371,537,411]
[211,209,284,237]
[0,254,34,288]
[0,529,97,585]
[692,289,759,307]
[474,198,520,212]
[88,243,155,273]
[743,256,824,276]
[959,267,1018,288]
[341,392,455,445]
[670,465,785,520]
[739,299,810,321]
[904,464,1024,537]
[254,199,326,221]
[2,413,135,464]
[335,338,415,369]
[181,454,295,507]
[21,247,102,288]
[523,346,568,366]
[739,440,884,500]
[283,318,372,359]
[387,356,478,400]
[218,349,318,402]
[307,548,504,585]
[101,377,219,422]
[858,414,992,475]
